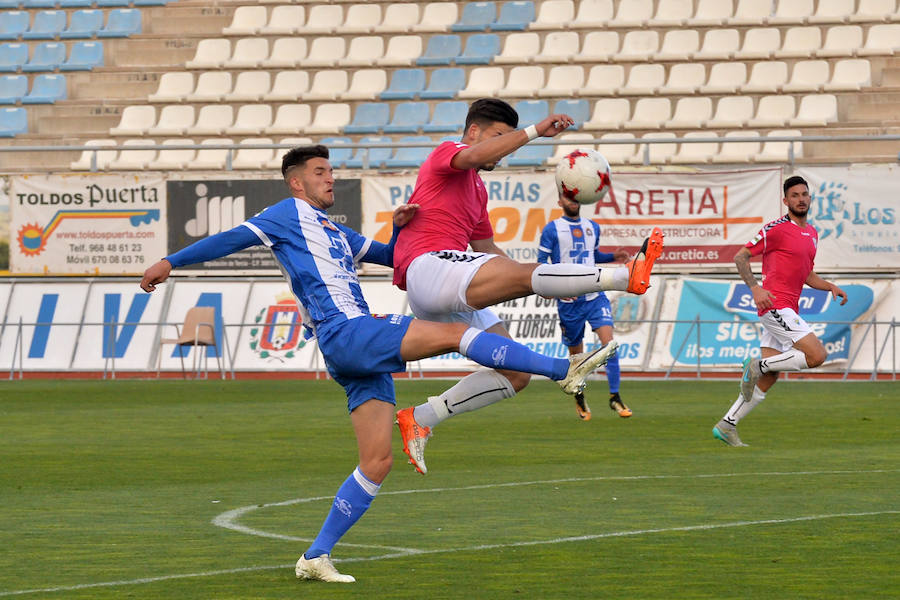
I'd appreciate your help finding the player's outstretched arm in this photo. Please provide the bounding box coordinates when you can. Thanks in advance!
[140,259,172,292]
[451,114,575,171]
[806,272,848,305]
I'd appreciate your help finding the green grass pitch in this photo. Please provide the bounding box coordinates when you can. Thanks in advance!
[1,379,897,599]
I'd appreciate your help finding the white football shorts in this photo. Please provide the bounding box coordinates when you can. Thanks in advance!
[758,307,815,352]
[405,250,502,330]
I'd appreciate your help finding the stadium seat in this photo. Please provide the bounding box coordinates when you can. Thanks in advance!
[319,136,352,168]
[583,98,630,130]
[514,99,548,127]
[699,62,746,94]
[670,131,719,164]
[619,64,664,95]
[96,0,130,7]
[340,68,387,100]
[756,129,803,162]
[344,102,390,134]
[571,0,613,28]
[782,60,829,92]
[533,31,579,63]
[23,10,66,40]
[61,9,103,39]
[380,68,426,100]
[417,34,461,65]
[265,70,309,101]
[412,2,458,32]
[492,1,535,31]
[742,61,789,93]
[110,105,156,136]
[186,39,229,69]
[305,70,349,101]
[97,9,141,37]
[553,98,589,128]
[231,138,275,170]
[383,135,432,167]
[149,72,192,102]
[597,132,639,164]
[303,4,342,34]
[775,27,822,58]
[506,143,552,166]
[0,43,28,71]
[186,104,233,136]
[529,0,574,30]
[1,0,22,6]
[23,42,66,72]
[624,97,671,129]
[148,138,197,171]
[0,12,29,41]
[22,72,66,102]
[735,28,781,59]
[610,0,653,27]
[706,96,754,128]
[226,104,272,135]
[456,33,500,64]
[691,0,734,26]
[817,25,863,57]
[187,71,232,102]
[537,65,585,97]
[809,0,854,24]
[377,35,422,66]
[265,137,312,169]
[263,38,307,68]
[108,139,157,170]
[422,100,466,132]
[451,1,496,31]
[651,0,693,26]
[224,70,271,102]
[729,0,772,25]
[132,0,168,6]
[384,101,429,133]
[712,131,761,163]
[303,37,346,67]
[457,66,504,98]
[259,5,304,35]
[850,0,897,23]
[616,30,659,61]
[420,67,464,99]
[655,29,699,61]
[694,29,740,60]
[264,103,312,135]
[340,36,385,67]
[346,136,392,169]
[343,4,382,34]
[224,38,268,69]
[825,58,872,91]
[747,95,796,127]
[546,132,594,166]
[0,74,26,103]
[70,138,117,170]
[494,31,539,63]
[790,94,838,126]
[222,6,267,35]
[146,104,194,136]
[857,23,900,55]
[660,63,706,95]
[573,31,620,63]
[581,64,625,96]
[768,0,814,24]
[191,138,234,170]
[664,97,713,129]
[60,41,103,70]
[374,3,420,33]
[641,132,677,164]
[498,65,544,97]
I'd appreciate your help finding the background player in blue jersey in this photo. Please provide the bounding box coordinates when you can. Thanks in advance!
[538,192,632,421]
[139,145,615,583]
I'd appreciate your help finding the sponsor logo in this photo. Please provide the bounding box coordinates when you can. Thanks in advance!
[185,183,245,238]
[334,497,352,517]
[249,292,305,363]
[809,180,896,241]
[491,344,508,367]
[17,209,159,257]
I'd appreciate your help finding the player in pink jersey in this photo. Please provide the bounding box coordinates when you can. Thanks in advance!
[393,99,664,474]
[713,175,848,447]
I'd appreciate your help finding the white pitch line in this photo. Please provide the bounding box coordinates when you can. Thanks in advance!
[2,510,897,598]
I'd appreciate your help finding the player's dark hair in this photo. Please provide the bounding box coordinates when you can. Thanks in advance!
[783,175,809,196]
[464,98,519,132]
[282,145,329,178]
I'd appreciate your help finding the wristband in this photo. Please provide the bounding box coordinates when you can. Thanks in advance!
[524,124,538,141]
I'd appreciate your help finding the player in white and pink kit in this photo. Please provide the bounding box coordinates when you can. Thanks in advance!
[713,175,848,447]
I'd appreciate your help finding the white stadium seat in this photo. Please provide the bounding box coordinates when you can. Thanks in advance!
[259,5,304,35]
[226,104,273,136]
[747,95,796,127]
[825,59,872,91]
[857,24,900,55]
[735,28,781,59]
[340,36,385,67]
[265,71,310,101]
[497,66,544,98]
[756,129,804,162]
[148,72,193,103]
[412,2,458,32]
[147,104,194,136]
[223,6,267,35]
[706,96,754,128]
[624,98,671,129]
[641,132,678,163]
[374,3,420,33]
[340,69,388,100]
[729,0,772,26]
[231,138,275,170]
[660,63,706,95]
[495,32,540,64]
[458,66,504,98]
[651,0,693,27]
[742,61,789,93]
[108,139,156,170]
[533,31,579,63]
[809,0,854,24]
[530,0,575,30]
[377,35,422,66]
[186,71,232,103]
[774,27,822,58]
[712,131,761,163]
[262,38,307,68]
[817,25,863,57]
[571,0,614,29]
[790,94,838,126]
[665,97,713,129]
[70,139,117,170]
[699,62,746,94]
[110,105,155,136]
[187,105,234,136]
[265,104,313,135]
[655,29,699,61]
[694,28,739,60]
[223,38,268,69]
[610,0,653,27]
[190,138,234,170]
[343,3,382,34]
[305,103,351,134]
[671,131,719,164]
[619,64,664,95]
[581,64,625,96]
[768,0,814,25]
[782,60,830,92]
[224,71,271,102]
[302,37,346,68]
[304,70,349,101]
[573,31,620,63]
[537,65,584,97]
[303,5,343,34]
[149,139,196,170]
[616,30,659,62]
[185,39,230,69]
[849,0,896,23]
[597,132,639,164]
[691,0,734,26]
[583,98,630,130]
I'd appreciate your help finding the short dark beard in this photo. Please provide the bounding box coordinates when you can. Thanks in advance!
[562,204,580,218]
[788,206,808,219]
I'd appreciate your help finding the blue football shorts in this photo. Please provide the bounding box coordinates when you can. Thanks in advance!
[558,294,614,348]
[316,314,414,412]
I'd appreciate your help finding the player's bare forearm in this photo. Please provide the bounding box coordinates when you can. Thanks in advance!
[734,248,760,289]
[452,114,575,170]
[140,259,172,292]
[806,271,848,305]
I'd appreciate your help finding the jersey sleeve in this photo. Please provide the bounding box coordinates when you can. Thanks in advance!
[537,223,557,264]
[745,226,769,257]
[242,200,293,248]
[427,141,469,176]
[165,225,260,268]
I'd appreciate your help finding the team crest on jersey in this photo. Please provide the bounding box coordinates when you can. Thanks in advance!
[572,227,583,238]
[372,313,405,325]
[249,292,305,362]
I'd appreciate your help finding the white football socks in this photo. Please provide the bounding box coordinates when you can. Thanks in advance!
[530,263,629,297]
[760,349,809,372]
[722,385,767,426]
[413,369,516,429]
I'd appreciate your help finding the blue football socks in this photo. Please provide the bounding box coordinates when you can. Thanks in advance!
[304,467,380,559]
[460,328,569,380]
[606,352,620,394]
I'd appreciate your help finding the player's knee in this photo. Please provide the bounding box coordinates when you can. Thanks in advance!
[503,370,531,392]
[807,348,827,368]
[361,453,393,484]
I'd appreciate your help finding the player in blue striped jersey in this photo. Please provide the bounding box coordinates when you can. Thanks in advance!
[538,192,633,420]
[139,145,616,583]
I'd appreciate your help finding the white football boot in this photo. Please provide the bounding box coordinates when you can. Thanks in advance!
[295,554,355,583]
[558,340,619,395]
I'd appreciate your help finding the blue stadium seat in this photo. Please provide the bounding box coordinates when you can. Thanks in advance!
[553,99,589,129]
[384,135,433,168]
[22,72,66,103]
[23,41,66,71]
[58,0,95,7]
[379,68,426,100]
[422,100,467,132]
[61,10,103,39]
[0,12,30,40]
[491,1,535,30]
[383,101,429,133]
[451,2,496,31]
[320,136,352,168]
[0,106,27,136]
[96,0,130,7]
[0,74,27,103]
[23,10,67,40]
[60,40,103,70]
[515,99,549,128]
[343,102,390,134]
[0,0,22,8]
[345,136,392,169]
[97,8,141,37]
[0,43,28,72]
[456,33,500,65]
[23,0,59,7]
[420,67,465,99]
[133,0,169,5]
[506,143,552,166]
[416,34,461,66]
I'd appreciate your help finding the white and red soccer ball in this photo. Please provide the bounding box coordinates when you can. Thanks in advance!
[555,149,612,205]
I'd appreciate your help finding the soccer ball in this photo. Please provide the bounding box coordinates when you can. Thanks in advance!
[555,149,612,205]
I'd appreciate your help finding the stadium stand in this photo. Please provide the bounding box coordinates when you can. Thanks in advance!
[0,74,26,103]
